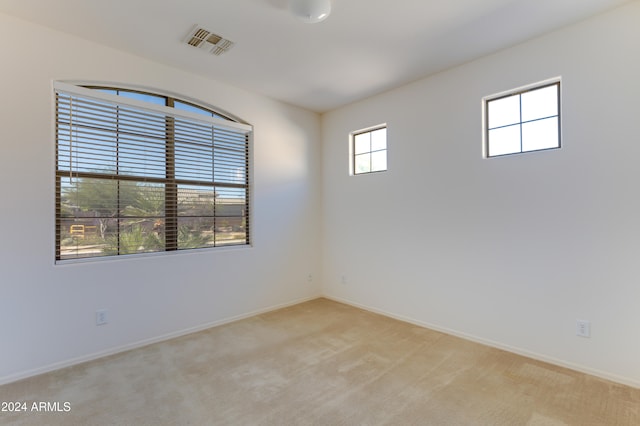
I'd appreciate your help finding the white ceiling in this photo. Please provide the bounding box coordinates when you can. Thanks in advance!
[0,0,631,112]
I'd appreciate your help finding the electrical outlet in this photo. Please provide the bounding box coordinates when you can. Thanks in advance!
[341,275,347,285]
[96,309,108,326]
[307,274,313,282]
[576,320,590,338]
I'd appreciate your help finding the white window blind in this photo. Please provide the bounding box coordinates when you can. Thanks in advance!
[54,82,252,261]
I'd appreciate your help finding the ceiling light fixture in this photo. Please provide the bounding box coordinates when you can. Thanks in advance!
[289,0,331,24]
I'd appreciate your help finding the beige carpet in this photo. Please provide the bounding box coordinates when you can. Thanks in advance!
[1,298,638,425]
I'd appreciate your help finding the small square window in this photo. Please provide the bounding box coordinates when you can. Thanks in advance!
[484,80,561,157]
[352,126,387,174]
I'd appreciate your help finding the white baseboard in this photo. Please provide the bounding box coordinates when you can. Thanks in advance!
[323,294,640,390]
[4,292,637,390]
[0,294,321,386]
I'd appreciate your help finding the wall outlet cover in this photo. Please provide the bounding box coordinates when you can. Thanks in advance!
[576,320,590,338]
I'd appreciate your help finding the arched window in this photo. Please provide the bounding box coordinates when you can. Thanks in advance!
[55,83,252,261]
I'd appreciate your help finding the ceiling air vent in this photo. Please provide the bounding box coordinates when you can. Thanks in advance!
[184,26,235,56]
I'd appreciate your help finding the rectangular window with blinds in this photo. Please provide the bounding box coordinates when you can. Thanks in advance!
[54,82,252,261]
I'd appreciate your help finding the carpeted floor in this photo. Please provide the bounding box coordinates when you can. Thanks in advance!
[1,298,638,425]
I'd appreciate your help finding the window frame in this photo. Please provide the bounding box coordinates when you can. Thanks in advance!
[350,124,388,175]
[483,78,561,158]
[54,82,252,262]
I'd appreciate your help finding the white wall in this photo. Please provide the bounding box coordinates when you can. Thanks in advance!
[0,14,322,384]
[322,1,640,387]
